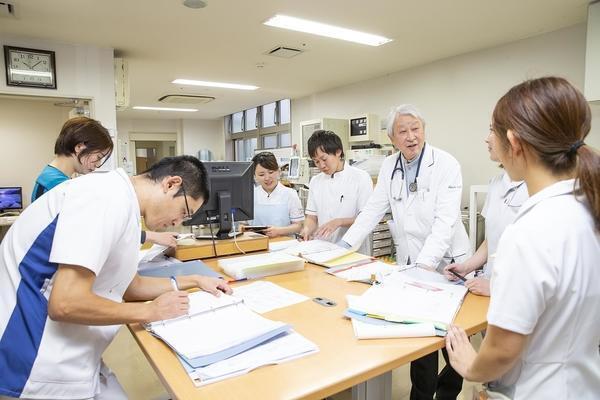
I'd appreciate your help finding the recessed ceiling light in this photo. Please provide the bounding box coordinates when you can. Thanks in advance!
[172,79,259,91]
[263,15,393,47]
[133,106,198,112]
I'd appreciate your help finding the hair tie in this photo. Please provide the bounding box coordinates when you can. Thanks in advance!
[567,140,584,156]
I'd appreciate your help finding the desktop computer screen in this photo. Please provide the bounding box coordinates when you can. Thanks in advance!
[0,187,23,212]
[184,161,254,239]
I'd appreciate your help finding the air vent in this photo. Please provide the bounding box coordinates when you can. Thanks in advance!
[0,2,15,17]
[158,94,215,104]
[266,46,303,58]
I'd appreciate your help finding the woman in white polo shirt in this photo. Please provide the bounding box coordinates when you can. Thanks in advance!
[301,130,373,250]
[443,127,528,296]
[445,77,600,399]
[250,152,304,237]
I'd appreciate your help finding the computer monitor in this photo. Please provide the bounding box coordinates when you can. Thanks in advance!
[0,186,23,213]
[184,161,254,239]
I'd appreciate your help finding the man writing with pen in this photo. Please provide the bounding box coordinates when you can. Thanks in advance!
[0,155,231,400]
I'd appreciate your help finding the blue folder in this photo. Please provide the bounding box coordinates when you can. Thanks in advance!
[138,260,223,279]
[177,324,292,368]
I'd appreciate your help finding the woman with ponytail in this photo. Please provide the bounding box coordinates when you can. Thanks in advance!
[445,77,600,399]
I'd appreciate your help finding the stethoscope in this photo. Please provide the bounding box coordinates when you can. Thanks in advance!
[390,143,426,200]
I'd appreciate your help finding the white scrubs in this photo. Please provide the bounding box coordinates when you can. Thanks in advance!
[487,179,600,399]
[0,169,140,399]
[343,144,470,269]
[252,182,304,229]
[481,171,528,276]
[305,162,373,248]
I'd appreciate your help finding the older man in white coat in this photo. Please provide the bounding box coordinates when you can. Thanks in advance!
[342,104,470,400]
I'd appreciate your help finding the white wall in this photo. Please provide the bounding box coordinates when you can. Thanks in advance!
[181,119,225,160]
[0,34,116,136]
[116,118,225,163]
[292,24,599,205]
[0,98,70,206]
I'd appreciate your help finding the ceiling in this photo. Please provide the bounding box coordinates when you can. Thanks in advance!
[0,0,591,120]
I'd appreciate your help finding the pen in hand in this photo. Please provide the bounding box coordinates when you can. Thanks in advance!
[170,276,179,291]
[448,268,467,282]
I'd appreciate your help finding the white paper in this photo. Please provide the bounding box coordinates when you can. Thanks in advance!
[232,281,309,314]
[331,261,399,282]
[268,239,300,252]
[351,319,436,339]
[282,239,353,265]
[399,264,454,284]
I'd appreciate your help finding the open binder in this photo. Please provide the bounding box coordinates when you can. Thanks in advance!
[145,291,290,367]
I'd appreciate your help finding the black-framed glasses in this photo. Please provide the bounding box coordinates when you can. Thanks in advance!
[180,182,192,222]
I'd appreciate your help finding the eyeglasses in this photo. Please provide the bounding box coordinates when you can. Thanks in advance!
[181,182,193,222]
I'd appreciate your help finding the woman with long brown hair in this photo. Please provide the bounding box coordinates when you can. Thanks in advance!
[445,77,600,399]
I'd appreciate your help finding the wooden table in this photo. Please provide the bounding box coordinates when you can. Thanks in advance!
[129,259,488,400]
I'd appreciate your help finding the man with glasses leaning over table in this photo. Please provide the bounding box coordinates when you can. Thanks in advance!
[0,155,231,400]
[341,104,471,400]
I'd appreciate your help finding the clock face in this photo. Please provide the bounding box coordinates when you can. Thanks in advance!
[4,46,57,89]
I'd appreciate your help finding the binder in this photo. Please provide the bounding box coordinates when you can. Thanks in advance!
[138,259,223,279]
[145,291,290,365]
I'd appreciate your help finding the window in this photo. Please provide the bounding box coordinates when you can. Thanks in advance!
[262,102,277,128]
[245,108,257,131]
[232,111,243,133]
[279,99,291,125]
[228,99,291,158]
[279,131,291,147]
[234,137,257,161]
[262,134,278,149]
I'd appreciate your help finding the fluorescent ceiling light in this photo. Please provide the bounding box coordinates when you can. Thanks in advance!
[133,106,198,112]
[263,14,393,47]
[172,79,259,91]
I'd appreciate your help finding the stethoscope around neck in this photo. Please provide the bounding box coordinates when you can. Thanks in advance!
[390,143,426,200]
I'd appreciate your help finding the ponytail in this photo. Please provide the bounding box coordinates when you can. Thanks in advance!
[575,145,600,231]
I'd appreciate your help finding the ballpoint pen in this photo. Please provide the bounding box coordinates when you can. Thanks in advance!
[170,276,179,291]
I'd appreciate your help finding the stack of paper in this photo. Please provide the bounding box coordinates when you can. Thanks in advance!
[218,252,305,280]
[345,272,468,338]
[182,330,319,386]
[282,239,355,266]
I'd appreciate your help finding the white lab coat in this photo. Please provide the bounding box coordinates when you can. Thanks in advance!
[343,144,470,269]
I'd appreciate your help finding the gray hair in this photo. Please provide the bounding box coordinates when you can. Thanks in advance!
[386,104,426,137]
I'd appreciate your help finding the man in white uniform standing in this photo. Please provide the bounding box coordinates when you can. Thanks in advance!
[342,105,470,400]
[0,155,231,399]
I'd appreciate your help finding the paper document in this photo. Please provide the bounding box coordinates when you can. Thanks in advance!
[399,264,456,284]
[351,319,436,339]
[183,330,319,386]
[348,272,468,330]
[282,239,355,266]
[268,239,300,252]
[328,260,398,282]
[232,281,309,314]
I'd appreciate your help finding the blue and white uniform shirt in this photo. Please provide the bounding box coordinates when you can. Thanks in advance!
[0,169,141,399]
